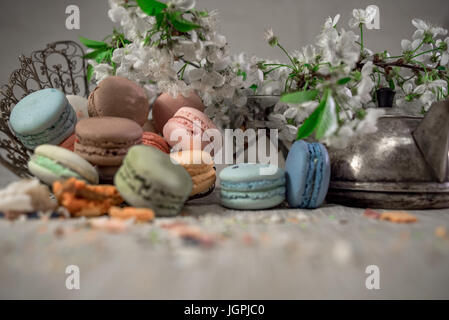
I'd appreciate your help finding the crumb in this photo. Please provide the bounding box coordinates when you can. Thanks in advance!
[380,211,418,223]
[363,208,381,219]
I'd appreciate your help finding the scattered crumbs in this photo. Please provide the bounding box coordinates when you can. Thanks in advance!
[89,217,131,233]
[242,233,255,246]
[363,208,381,219]
[286,217,299,224]
[435,226,447,240]
[380,211,418,224]
[339,219,348,225]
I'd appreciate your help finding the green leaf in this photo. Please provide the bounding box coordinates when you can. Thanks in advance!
[95,50,112,63]
[249,84,258,92]
[315,93,337,139]
[83,49,106,60]
[87,64,94,83]
[437,66,446,71]
[170,12,201,32]
[337,77,351,85]
[389,79,396,90]
[137,0,167,16]
[296,89,337,140]
[297,100,324,140]
[79,37,108,49]
[280,89,318,104]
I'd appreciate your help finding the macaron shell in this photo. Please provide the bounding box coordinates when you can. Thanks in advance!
[10,88,67,135]
[310,143,331,208]
[220,188,285,210]
[152,92,204,133]
[163,107,221,151]
[285,140,310,208]
[33,144,99,184]
[219,163,285,183]
[142,132,170,153]
[88,76,149,126]
[190,168,216,196]
[76,117,143,147]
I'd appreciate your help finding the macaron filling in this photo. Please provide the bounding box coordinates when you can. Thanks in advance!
[32,155,82,179]
[221,186,286,200]
[220,177,286,192]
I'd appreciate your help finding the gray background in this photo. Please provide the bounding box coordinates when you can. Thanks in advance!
[1,0,449,86]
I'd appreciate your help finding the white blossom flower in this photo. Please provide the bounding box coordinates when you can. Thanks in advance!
[264,28,278,47]
[324,14,341,29]
[412,19,447,41]
[414,79,448,109]
[318,29,360,68]
[348,5,377,28]
[396,81,415,107]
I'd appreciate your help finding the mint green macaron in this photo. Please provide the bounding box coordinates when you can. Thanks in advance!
[114,145,193,217]
[28,145,99,185]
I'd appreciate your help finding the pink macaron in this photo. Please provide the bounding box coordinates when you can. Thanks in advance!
[163,107,221,152]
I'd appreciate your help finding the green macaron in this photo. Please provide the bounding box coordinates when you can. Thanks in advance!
[28,145,99,185]
[114,145,193,217]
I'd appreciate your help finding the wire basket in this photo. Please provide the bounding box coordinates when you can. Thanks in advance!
[0,41,90,178]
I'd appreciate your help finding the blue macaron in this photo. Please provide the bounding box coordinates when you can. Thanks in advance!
[219,163,286,210]
[9,88,76,150]
[285,140,330,208]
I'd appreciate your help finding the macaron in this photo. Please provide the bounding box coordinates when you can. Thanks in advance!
[141,132,170,153]
[28,145,99,185]
[60,134,76,152]
[74,117,143,179]
[219,163,286,210]
[66,95,89,119]
[170,150,216,196]
[114,145,193,217]
[163,107,221,151]
[88,76,149,126]
[152,92,204,133]
[9,88,76,150]
[285,140,331,209]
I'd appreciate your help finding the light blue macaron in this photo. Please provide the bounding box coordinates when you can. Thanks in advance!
[219,163,286,210]
[10,88,76,150]
[285,140,331,209]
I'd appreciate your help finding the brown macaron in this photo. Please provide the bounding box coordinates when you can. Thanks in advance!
[74,117,143,167]
[152,92,204,133]
[88,76,150,127]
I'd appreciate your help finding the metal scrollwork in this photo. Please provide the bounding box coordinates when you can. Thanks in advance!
[0,41,89,177]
